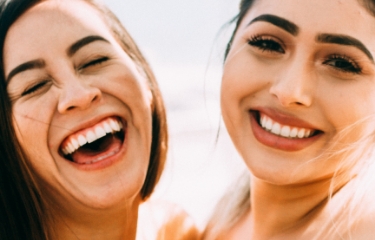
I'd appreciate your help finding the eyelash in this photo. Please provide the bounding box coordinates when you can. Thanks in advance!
[21,80,48,96]
[248,35,362,74]
[79,56,109,70]
[322,54,362,74]
[20,57,110,97]
[248,35,285,53]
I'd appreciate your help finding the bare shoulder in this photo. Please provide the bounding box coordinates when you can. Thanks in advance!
[137,200,200,240]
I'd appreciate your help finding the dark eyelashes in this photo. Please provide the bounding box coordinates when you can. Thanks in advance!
[248,35,285,53]
[322,54,362,74]
[21,80,48,96]
[248,34,363,74]
[79,56,109,70]
[20,56,110,97]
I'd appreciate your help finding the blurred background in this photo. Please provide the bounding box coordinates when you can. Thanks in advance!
[106,0,246,229]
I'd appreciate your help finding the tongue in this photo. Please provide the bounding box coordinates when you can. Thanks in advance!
[71,135,122,164]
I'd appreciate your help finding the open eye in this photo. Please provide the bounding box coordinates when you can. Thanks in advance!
[79,56,109,70]
[21,80,49,96]
[323,54,362,74]
[248,35,285,53]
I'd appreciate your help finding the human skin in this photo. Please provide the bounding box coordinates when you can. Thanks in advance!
[4,1,153,239]
[221,0,375,238]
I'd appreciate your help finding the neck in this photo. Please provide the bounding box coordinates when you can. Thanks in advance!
[49,196,141,240]
[246,173,348,239]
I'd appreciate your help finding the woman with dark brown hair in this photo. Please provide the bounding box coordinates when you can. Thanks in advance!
[204,0,375,239]
[0,0,197,239]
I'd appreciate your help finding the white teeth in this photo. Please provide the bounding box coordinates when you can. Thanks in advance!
[305,130,311,138]
[109,119,120,132]
[62,118,124,155]
[290,128,298,138]
[86,131,96,143]
[259,114,314,139]
[260,116,266,127]
[62,148,69,155]
[265,118,273,130]
[280,126,291,137]
[78,135,87,146]
[95,126,106,139]
[103,122,112,133]
[67,143,74,154]
[297,129,305,138]
[270,123,281,135]
[71,139,79,151]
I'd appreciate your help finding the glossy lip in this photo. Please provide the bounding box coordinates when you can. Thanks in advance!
[250,108,323,151]
[58,115,128,171]
[257,107,319,129]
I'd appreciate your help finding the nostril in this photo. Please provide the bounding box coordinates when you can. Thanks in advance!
[67,106,75,111]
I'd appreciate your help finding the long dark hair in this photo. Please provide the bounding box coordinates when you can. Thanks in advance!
[0,0,48,239]
[0,0,168,238]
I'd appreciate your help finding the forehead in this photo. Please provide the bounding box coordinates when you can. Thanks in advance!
[241,0,375,35]
[3,0,113,71]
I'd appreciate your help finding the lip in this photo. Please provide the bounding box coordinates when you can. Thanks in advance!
[250,109,323,151]
[256,107,319,129]
[58,115,128,171]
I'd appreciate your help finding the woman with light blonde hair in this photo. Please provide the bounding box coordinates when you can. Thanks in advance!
[204,0,375,239]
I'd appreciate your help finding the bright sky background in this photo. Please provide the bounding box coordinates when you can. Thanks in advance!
[105,0,246,229]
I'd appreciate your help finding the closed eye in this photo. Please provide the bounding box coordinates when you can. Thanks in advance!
[21,80,48,96]
[80,56,109,70]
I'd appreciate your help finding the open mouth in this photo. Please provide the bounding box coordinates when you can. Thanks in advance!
[252,110,322,139]
[60,117,126,165]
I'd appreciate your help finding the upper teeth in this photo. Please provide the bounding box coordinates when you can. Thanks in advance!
[61,118,123,155]
[260,114,313,139]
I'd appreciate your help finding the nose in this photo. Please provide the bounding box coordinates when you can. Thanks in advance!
[269,60,314,107]
[57,78,102,114]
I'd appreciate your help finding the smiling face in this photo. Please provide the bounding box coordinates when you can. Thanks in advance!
[4,0,153,210]
[222,0,375,184]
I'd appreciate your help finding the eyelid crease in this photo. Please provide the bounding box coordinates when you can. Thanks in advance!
[21,80,50,96]
[78,56,110,71]
[323,54,362,74]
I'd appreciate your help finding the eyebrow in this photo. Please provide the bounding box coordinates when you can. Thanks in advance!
[67,35,109,57]
[6,35,110,83]
[6,59,45,83]
[248,14,299,36]
[316,34,373,61]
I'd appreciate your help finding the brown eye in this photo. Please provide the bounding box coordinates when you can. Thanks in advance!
[323,54,362,74]
[248,35,285,53]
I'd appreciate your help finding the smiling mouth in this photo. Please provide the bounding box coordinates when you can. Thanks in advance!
[60,117,126,165]
[252,111,322,139]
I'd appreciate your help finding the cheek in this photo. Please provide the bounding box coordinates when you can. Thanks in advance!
[11,97,55,153]
[319,83,375,144]
[221,56,268,120]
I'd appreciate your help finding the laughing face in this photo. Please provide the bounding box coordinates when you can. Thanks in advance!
[222,0,375,184]
[4,1,153,209]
